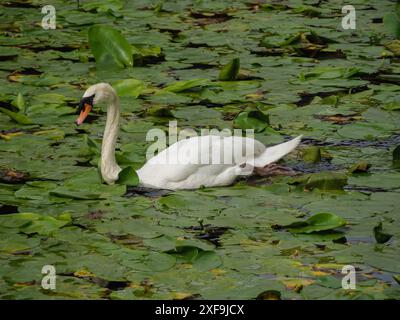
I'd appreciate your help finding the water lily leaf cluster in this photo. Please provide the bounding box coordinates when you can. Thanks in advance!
[0,0,399,300]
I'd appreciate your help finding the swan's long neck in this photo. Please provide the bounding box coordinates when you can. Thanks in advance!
[101,96,121,184]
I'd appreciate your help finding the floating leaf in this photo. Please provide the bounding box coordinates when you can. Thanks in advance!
[393,145,400,169]
[146,105,174,118]
[88,25,133,68]
[192,250,222,271]
[87,135,101,154]
[0,107,32,125]
[292,5,321,17]
[82,0,124,14]
[234,109,270,133]
[117,166,139,186]
[383,101,400,110]
[113,79,145,98]
[280,213,347,234]
[12,93,25,113]
[385,40,400,56]
[303,146,321,163]
[144,252,176,272]
[373,222,393,244]
[349,161,371,174]
[384,13,400,39]
[218,58,240,81]
[289,172,348,190]
[132,45,162,60]
[299,66,360,80]
[0,234,40,254]
[162,78,210,93]
[0,212,71,236]
[50,188,103,200]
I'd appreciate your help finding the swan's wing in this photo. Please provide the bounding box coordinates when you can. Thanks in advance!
[138,135,265,187]
[146,135,264,167]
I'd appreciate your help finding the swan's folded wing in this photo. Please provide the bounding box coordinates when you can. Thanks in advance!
[137,135,264,188]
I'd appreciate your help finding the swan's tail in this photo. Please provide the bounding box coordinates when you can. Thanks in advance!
[253,135,302,167]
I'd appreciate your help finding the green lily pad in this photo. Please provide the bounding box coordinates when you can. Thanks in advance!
[281,213,347,234]
[393,145,400,168]
[0,107,32,125]
[12,93,25,112]
[384,12,400,39]
[112,79,145,98]
[302,146,321,163]
[373,222,393,244]
[162,78,210,93]
[88,25,133,68]
[219,58,240,81]
[192,250,222,271]
[0,212,71,236]
[288,172,348,190]
[348,161,371,174]
[234,108,270,133]
[117,166,139,186]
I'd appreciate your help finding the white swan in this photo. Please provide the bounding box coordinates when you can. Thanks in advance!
[77,83,301,190]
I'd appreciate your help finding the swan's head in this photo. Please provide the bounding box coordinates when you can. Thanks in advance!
[77,83,117,125]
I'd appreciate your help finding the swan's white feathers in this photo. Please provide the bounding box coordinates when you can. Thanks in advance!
[252,135,302,167]
[81,83,301,190]
[137,135,301,190]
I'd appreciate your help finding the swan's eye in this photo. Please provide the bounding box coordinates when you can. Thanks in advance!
[76,94,95,125]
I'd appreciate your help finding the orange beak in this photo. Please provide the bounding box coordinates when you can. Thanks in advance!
[76,103,92,125]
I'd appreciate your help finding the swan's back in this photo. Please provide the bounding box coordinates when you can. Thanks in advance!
[137,134,300,190]
[146,135,265,166]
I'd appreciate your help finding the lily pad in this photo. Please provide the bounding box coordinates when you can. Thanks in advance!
[373,222,393,244]
[219,58,240,81]
[112,79,145,98]
[88,25,133,68]
[281,213,347,234]
[393,145,400,168]
[117,166,139,186]
[234,108,270,133]
[162,78,210,93]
